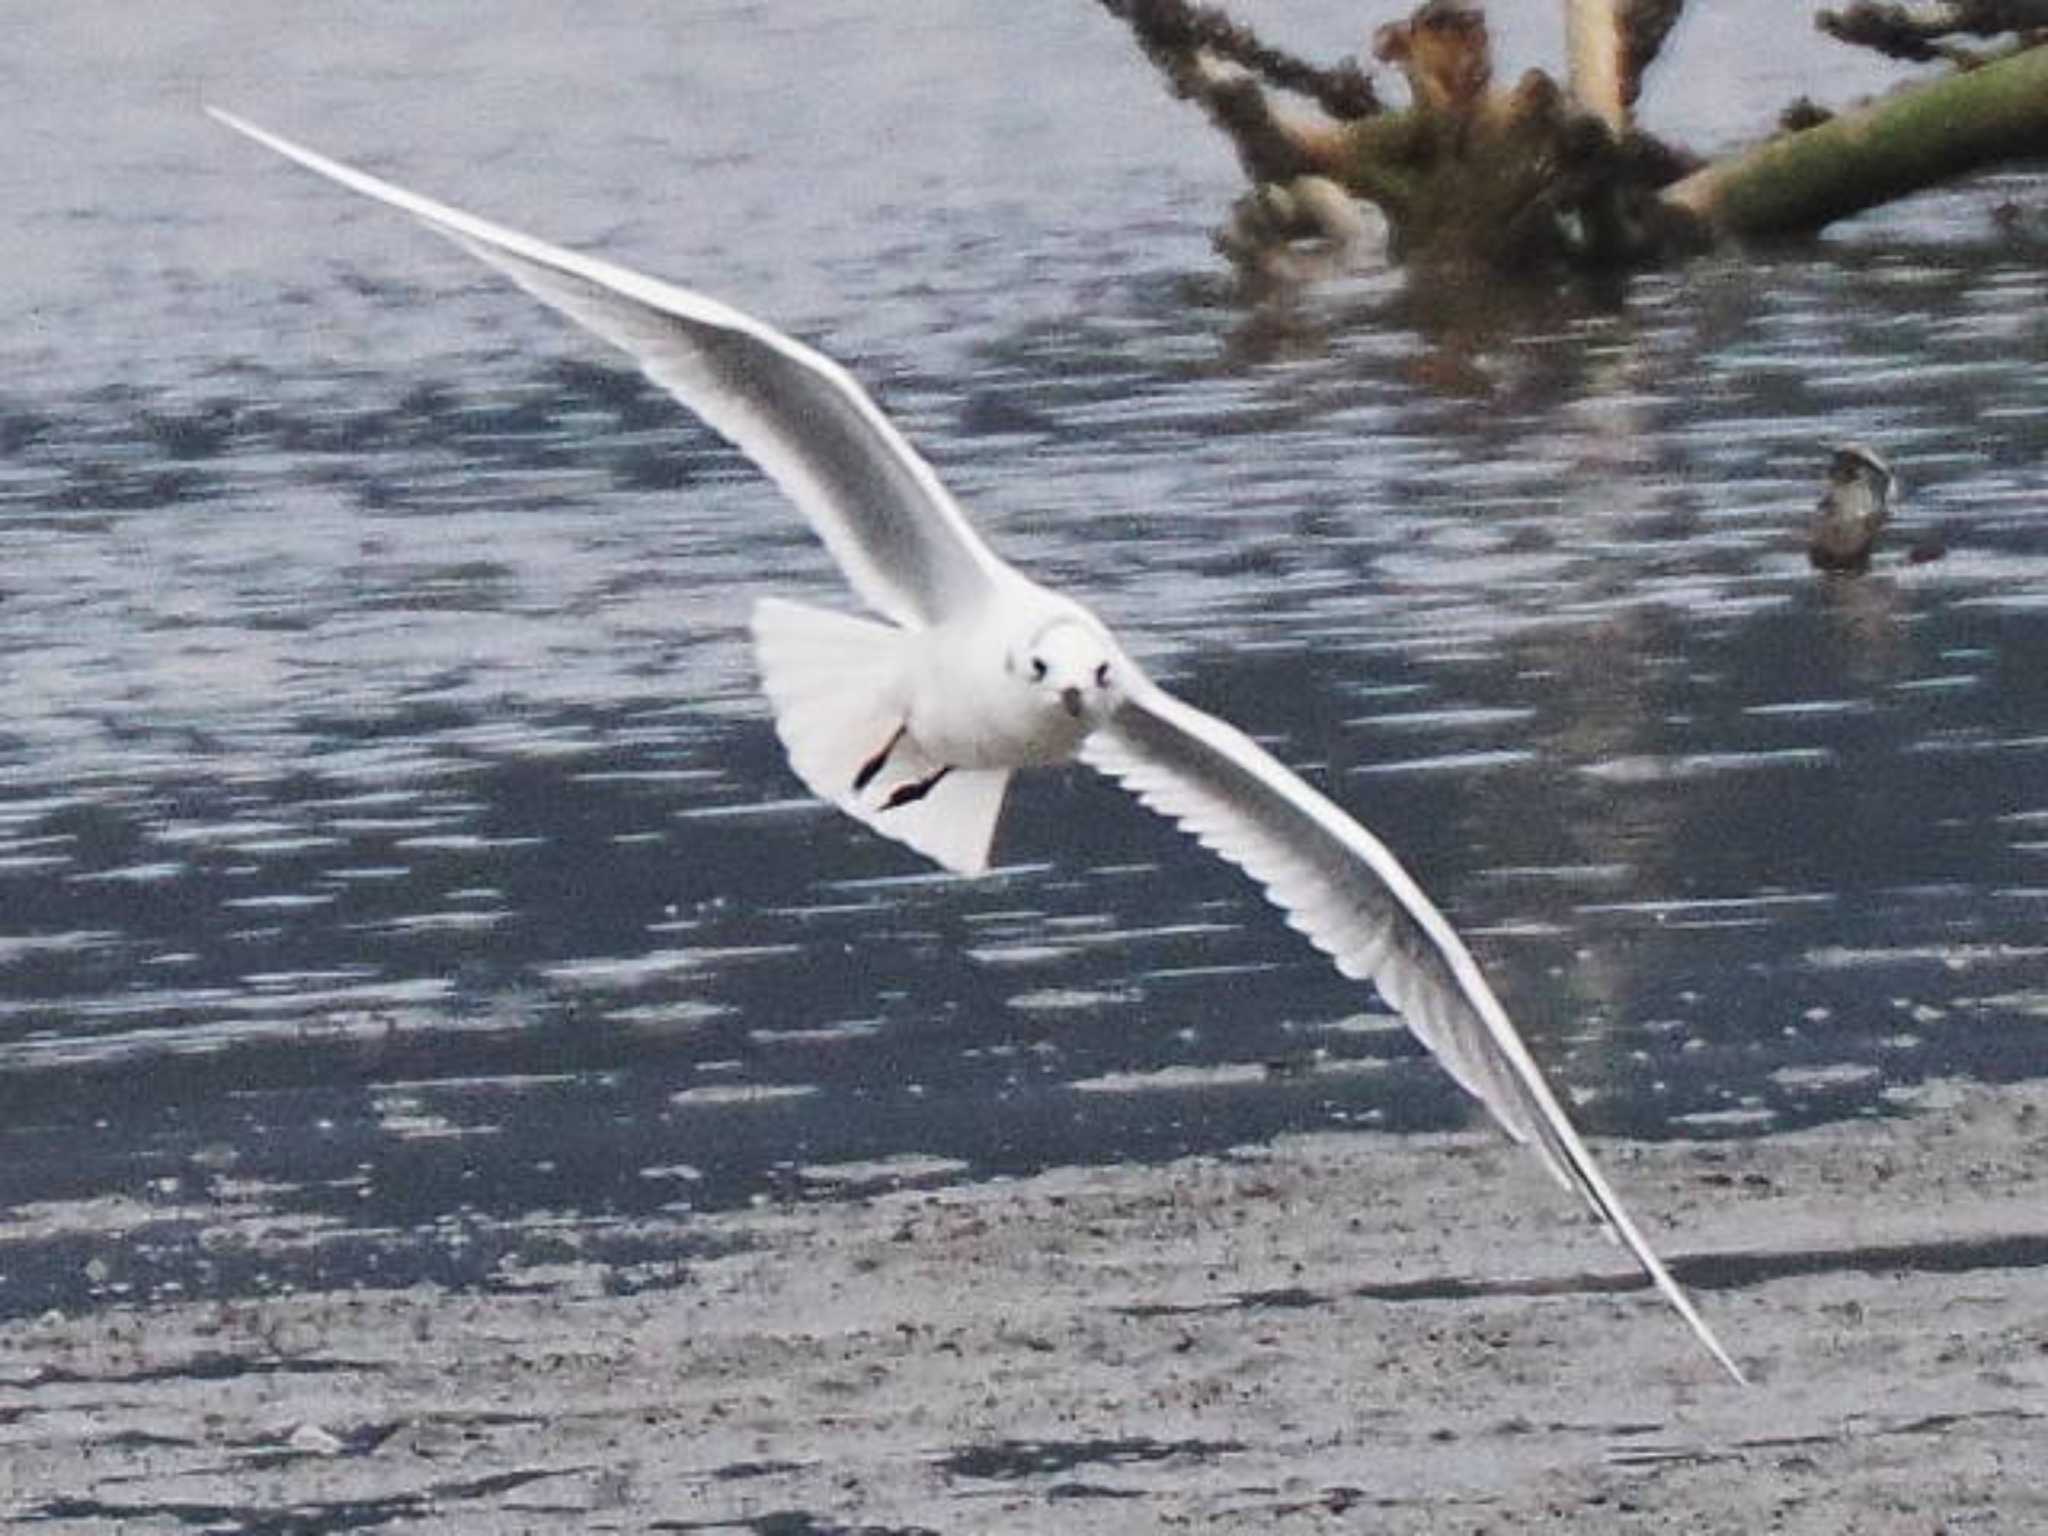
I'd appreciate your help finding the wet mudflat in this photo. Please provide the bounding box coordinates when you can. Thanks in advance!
[5,1,2048,1530]
[6,1078,2045,1532]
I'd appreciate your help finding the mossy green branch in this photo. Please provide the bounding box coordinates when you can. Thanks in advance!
[1663,43,2048,237]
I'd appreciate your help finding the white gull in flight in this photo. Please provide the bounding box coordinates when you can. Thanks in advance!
[208,108,1746,1384]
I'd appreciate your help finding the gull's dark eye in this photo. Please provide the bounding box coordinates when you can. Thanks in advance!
[1094,662,1111,688]
[1030,657,1048,682]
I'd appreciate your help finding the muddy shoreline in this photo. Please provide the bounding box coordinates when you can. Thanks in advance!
[4,1079,2045,1533]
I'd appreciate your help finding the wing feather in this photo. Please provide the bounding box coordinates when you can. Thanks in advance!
[208,108,1005,629]
[1085,678,1746,1384]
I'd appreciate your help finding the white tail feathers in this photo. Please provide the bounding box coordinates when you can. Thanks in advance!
[750,598,1011,875]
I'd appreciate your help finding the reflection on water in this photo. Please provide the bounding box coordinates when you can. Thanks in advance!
[2,2,2046,1320]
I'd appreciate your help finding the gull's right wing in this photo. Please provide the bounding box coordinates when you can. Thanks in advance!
[208,108,1008,631]
[1084,675,1748,1384]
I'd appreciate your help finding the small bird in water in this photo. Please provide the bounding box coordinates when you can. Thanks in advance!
[1808,443,1895,573]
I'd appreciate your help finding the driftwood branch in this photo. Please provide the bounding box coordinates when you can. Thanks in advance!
[1663,40,2048,237]
[1566,0,1686,131]
[1103,0,1700,272]
[1818,1,2048,63]
[1620,0,1687,102]
[1093,0,1380,120]
[1097,0,2048,275]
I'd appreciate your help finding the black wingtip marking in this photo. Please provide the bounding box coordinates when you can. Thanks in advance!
[882,765,953,809]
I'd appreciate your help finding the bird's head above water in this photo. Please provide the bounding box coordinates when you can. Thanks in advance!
[1826,442,1895,499]
[1009,616,1125,727]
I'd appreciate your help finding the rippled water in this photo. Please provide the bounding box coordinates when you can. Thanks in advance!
[3,2,2046,1318]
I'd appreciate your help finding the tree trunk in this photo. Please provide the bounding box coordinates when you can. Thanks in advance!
[1662,42,2048,237]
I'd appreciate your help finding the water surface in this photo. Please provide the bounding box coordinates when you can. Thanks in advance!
[3,1,2046,1319]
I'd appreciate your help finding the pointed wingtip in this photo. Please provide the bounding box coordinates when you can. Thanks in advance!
[1654,1266,1749,1386]
[1624,1230,1748,1386]
[203,106,339,181]
[204,104,262,141]
[1693,1321,1749,1387]
[204,106,333,181]
[1708,1332,1750,1387]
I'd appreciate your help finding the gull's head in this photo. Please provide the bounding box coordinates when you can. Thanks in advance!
[1010,617,1124,730]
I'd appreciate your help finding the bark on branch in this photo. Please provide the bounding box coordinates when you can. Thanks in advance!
[1662,40,2048,238]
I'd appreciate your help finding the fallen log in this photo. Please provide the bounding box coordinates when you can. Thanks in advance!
[1661,40,2048,238]
[1096,0,2048,275]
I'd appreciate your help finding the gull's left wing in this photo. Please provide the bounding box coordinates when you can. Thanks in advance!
[1083,676,1747,1384]
[207,109,1009,631]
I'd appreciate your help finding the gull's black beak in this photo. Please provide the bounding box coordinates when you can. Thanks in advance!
[1060,685,1084,718]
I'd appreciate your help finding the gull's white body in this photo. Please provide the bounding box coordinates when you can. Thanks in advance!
[209,108,1747,1384]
